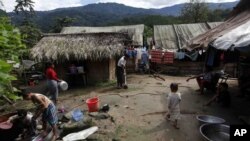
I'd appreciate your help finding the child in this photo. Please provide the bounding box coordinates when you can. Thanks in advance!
[205,83,231,107]
[165,83,181,129]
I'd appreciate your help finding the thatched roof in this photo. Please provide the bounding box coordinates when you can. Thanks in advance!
[61,24,144,46]
[30,33,129,61]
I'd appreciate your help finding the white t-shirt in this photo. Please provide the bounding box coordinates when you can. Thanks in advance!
[117,56,126,67]
[167,92,181,110]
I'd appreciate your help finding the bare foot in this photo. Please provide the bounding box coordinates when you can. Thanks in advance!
[195,89,201,92]
[51,134,60,141]
[174,124,180,129]
[165,114,170,121]
[165,117,170,121]
[51,135,56,141]
[41,131,48,138]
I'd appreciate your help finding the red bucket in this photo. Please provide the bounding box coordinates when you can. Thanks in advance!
[86,97,99,112]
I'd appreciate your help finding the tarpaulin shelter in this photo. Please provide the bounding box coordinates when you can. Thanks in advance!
[153,22,222,50]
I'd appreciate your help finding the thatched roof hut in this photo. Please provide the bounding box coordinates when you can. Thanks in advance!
[31,32,131,85]
[60,24,144,46]
[31,32,130,62]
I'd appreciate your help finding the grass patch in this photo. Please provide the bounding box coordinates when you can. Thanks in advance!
[95,80,116,88]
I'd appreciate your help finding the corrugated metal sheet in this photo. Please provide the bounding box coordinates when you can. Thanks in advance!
[61,24,144,46]
[186,10,250,50]
[213,20,250,50]
[207,22,223,28]
[153,22,221,50]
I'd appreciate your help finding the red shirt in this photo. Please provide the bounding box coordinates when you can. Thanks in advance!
[46,67,59,81]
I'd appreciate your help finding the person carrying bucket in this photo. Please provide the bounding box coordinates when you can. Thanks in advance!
[45,62,61,105]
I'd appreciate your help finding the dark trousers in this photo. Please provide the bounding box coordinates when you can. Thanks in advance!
[116,66,124,87]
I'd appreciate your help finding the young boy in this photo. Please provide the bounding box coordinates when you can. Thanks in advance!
[7,109,36,137]
[165,83,181,129]
[22,91,58,141]
[205,83,231,107]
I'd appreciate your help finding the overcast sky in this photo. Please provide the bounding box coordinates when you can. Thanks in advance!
[1,0,239,12]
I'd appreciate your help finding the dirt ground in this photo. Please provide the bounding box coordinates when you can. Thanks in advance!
[2,74,250,141]
[57,74,247,141]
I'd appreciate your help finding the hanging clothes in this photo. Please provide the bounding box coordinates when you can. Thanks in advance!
[207,48,216,67]
[163,52,174,64]
[141,51,149,65]
[185,51,199,61]
[175,52,185,60]
[150,50,163,64]
[135,48,142,60]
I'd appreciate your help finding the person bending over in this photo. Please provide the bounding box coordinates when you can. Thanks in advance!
[22,91,59,141]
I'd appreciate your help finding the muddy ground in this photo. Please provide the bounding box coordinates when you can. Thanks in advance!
[2,74,250,141]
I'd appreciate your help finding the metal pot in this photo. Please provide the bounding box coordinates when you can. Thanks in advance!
[197,115,225,125]
[200,123,229,141]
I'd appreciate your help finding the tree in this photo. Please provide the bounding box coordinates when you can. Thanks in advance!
[14,0,41,49]
[0,17,26,100]
[208,9,231,22]
[180,0,209,23]
[19,21,41,49]
[14,0,35,16]
[0,0,7,17]
[50,16,76,33]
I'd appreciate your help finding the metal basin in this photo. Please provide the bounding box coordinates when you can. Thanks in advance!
[32,129,53,141]
[200,124,230,141]
[197,115,225,125]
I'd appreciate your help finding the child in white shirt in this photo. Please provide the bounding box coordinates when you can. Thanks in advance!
[165,83,181,129]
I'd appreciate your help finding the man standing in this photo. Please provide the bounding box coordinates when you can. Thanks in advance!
[22,91,58,141]
[116,54,129,89]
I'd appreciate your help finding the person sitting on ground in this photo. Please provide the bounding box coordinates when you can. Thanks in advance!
[205,83,231,107]
[165,83,181,129]
[22,91,58,141]
[186,67,213,94]
[6,109,37,137]
[0,109,35,141]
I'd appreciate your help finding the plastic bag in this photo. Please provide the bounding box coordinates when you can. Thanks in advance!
[63,126,98,141]
[71,109,83,122]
